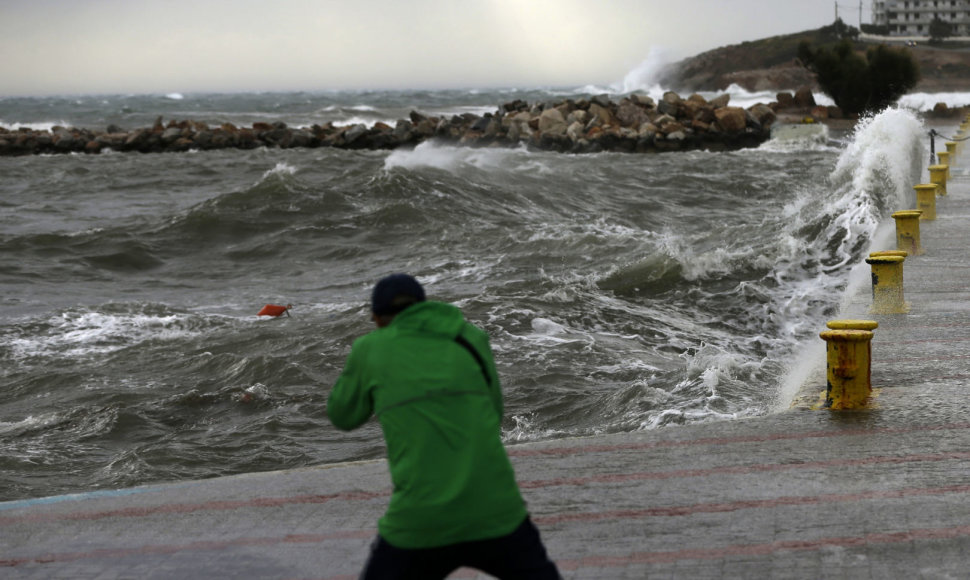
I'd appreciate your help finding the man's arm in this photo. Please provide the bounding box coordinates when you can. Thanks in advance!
[327,340,375,431]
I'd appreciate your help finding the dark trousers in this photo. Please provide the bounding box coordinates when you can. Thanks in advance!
[361,516,561,580]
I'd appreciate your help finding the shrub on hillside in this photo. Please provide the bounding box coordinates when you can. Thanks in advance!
[929,17,954,45]
[861,24,890,36]
[798,40,919,115]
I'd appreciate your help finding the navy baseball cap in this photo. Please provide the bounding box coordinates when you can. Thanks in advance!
[371,273,426,316]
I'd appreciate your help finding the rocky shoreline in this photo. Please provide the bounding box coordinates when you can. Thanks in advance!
[0,89,827,157]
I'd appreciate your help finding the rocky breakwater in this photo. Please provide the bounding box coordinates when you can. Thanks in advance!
[0,92,779,157]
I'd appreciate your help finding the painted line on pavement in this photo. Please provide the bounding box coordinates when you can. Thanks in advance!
[8,485,970,573]
[517,451,970,489]
[0,530,373,568]
[554,524,970,570]
[0,482,203,512]
[3,452,969,527]
[507,422,970,458]
[3,422,966,516]
[534,483,970,525]
[0,490,388,526]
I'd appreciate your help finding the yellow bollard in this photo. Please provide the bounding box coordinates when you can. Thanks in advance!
[892,210,923,256]
[819,329,874,409]
[913,183,938,220]
[865,253,907,314]
[826,320,878,331]
[946,141,957,165]
[868,250,908,259]
[928,164,948,196]
[938,151,951,178]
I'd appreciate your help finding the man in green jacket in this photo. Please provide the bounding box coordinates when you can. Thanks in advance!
[328,273,559,579]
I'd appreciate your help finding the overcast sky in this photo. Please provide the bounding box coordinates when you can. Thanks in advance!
[1,0,858,96]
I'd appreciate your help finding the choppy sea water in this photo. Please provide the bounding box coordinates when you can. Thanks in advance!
[0,86,938,502]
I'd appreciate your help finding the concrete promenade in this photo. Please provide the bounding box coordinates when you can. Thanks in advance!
[4,133,970,579]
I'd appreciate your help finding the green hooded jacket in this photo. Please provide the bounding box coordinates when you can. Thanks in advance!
[327,300,527,549]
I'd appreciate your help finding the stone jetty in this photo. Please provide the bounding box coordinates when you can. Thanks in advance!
[0,89,828,157]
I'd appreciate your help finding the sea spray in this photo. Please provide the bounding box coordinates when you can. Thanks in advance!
[831,108,926,216]
[618,47,674,95]
[773,107,927,408]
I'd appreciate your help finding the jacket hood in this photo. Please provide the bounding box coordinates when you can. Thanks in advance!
[390,300,465,337]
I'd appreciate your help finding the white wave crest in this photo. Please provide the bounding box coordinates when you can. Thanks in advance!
[898,91,970,112]
[831,108,925,219]
[383,140,529,172]
[8,309,204,360]
[263,162,297,178]
[654,230,749,281]
[0,119,71,131]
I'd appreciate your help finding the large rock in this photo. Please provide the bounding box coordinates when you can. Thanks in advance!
[123,129,149,150]
[160,127,183,144]
[747,104,777,127]
[566,109,589,126]
[657,91,683,117]
[566,121,585,141]
[659,121,687,136]
[632,94,655,108]
[794,87,816,108]
[342,124,369,145]
[714,107,747,132]
[616,100,650,129]
[709,94,731,109]
[588,103,615,128]
[52,132,78,151]
[591,94,612,109]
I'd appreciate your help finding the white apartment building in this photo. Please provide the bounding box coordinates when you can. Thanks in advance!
[873,0,970,36]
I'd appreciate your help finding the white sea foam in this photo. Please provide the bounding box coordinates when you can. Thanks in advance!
[653,230,748,281]
[898,91,970,112]
[523,218,644,244]
[0,119,71,131]
[759,124,836,153]
[420,258,500,287]
[522,317,592,347]
[263,162,297,178]
[0,414,59,436]
[383,140,529,172]
[339,115,398,127]
[431,105,498,118]
[164,93,185,100]
[8,309,204,360]
[504,412,565,442]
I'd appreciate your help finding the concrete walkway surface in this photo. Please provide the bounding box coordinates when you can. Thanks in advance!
[4,129,970,579]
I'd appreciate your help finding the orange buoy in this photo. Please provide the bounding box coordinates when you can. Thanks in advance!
[258,303,291,317]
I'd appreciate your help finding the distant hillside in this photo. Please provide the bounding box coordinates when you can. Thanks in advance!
[661,21,970,93]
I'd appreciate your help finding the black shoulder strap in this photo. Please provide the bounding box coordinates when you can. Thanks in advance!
[454,334,492,387]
